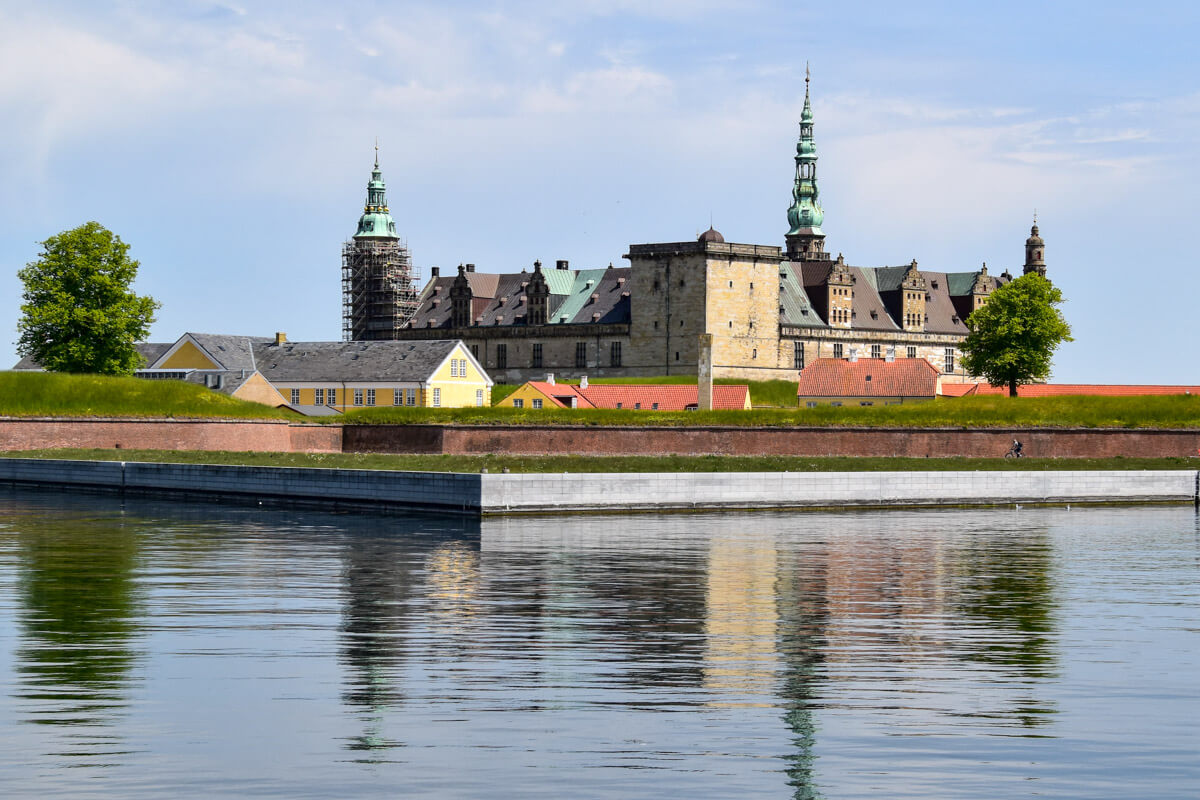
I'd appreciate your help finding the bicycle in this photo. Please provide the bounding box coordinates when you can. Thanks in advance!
[1004,440,1025,459]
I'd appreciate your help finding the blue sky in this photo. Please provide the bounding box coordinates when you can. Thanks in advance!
[2,0,1197,381]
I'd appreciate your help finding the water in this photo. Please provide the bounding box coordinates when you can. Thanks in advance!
[0,487,1196,798]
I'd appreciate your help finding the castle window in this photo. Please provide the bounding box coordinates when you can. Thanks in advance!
[833,343,843,359]
[610,341,622,367]
[575,342,587,368]
[871,344,881,359]
[944,347,956,373]
[729,281,733,288]
[676,352,680,361]
[654,320,659,329]
[290,389,300,405]
[470,344,479,359]
[907,346,917,359]
[752,348,757,359]
[532,343,543,368]
[496,344,508,369]
[366,389,376,406]
[794,342,805,370]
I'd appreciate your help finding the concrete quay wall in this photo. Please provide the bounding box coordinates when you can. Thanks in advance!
[0,457,480,514]
[2,458,1196,516]
[481,469,1200,514]
[0,417,343,453]
[345,424,1200,459]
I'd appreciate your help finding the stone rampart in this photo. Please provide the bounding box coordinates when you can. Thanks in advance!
[345,424,1200,459]
[0,417,342,453]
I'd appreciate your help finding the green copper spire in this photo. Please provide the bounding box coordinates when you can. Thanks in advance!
[787,64,824,236]
[353,142,399,239]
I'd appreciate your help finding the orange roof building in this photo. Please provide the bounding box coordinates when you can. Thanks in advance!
[940,383,1200,398]
[501,379,751,411]
[796,358,942,406]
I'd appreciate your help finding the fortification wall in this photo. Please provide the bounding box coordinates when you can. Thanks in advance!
[0,418,342,453]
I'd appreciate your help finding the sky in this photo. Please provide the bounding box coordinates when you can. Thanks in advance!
[1,0,1198,382]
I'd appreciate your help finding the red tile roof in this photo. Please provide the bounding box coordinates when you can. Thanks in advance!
[523,382,749,410]
[796,358,941,398]
[941,382,1200,398]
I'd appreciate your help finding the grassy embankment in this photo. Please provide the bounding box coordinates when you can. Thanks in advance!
[3,371,1198,430]
[0,371,292,419]
[4,448,1197,473]
[342,393,1200,429]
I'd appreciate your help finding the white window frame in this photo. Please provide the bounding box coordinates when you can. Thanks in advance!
[532,398,543,409]
[315,388,324,405]
[394,389,402,406]
[290,389,300,405]
[433,387,441,407]
[366,389,376,406]
[327,389,337,407]
[475,389,484,407]
[406,388,416,406]
[513,398,524,408]
[354,389,364,406]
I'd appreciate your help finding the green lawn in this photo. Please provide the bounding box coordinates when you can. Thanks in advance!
[4,448,1197,474]
[0,371,292,419]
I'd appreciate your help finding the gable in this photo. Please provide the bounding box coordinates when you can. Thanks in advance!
[160,339,220,370]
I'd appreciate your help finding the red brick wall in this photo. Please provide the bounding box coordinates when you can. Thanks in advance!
[0,418,342,453]
[345,424,1200,459]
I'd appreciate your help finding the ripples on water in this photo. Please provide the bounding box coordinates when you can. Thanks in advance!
[0,487,1196,798]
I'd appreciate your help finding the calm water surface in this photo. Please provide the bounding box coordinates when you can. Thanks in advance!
[0,487,1197,798]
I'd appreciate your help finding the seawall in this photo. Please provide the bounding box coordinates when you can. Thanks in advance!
[2,457,1196,516]
[0,417,343,453]
[343,424,1200,458]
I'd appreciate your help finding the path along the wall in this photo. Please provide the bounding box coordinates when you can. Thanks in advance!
[2,457,1196,516]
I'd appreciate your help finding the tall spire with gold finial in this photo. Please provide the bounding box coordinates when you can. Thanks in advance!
[354,141,398,240]
[785,63,827,260]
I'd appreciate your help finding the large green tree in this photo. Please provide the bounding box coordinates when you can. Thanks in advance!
[960,274,1072,397]
[16,222,160,375]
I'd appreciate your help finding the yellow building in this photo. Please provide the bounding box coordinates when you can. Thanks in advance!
[142,332,492,412]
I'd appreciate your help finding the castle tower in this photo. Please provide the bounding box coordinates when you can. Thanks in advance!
[1023,216,1046,277]
[341,145,419,340]
[449,264,473,328]
[900,259,927,331]
[785,65,829,262]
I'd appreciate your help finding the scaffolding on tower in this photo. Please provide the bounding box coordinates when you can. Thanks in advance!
[341,237,421,341]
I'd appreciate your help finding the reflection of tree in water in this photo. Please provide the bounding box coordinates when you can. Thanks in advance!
[955,532,1058,727]
[10,504,144,760]
[775,546,830,800]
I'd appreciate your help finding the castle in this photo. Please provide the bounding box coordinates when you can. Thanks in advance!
[348,74,1047,383]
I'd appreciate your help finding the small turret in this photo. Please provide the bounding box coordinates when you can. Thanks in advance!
[354,143,399,240]
[826,253,853,329]
[1024,215,1046,277]
[450,264,473,328]
[900,259,927,332]
[526,260,550,325]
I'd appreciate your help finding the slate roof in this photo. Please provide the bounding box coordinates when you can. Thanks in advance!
[941,383,1200,398]
[169,334,273,371]
[11,342,174,371]
[779,262,825,328]
[526,382,749,410]
[918,272,970,335]
[407,266,632,329]
[797,358,941,398]
[253,339,468,383]
[847,267,901,331]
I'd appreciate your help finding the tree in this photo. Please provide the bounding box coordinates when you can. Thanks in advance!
[960,274,1072,397]
[16,222,160,375]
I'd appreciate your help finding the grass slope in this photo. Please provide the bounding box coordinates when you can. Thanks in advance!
[0,371,291,419]
[5,449,1197,473]
[344,394,1200,429]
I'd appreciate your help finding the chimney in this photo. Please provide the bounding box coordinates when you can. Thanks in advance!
[546,373,555,385]
[580,375,589,389]
[466,263,476,273]
[886,345,896,363]
[431,266,440,277]
[556,259,569,270]
[849,347,859,363]
[698,333,714,410]
[274,332,286,345]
